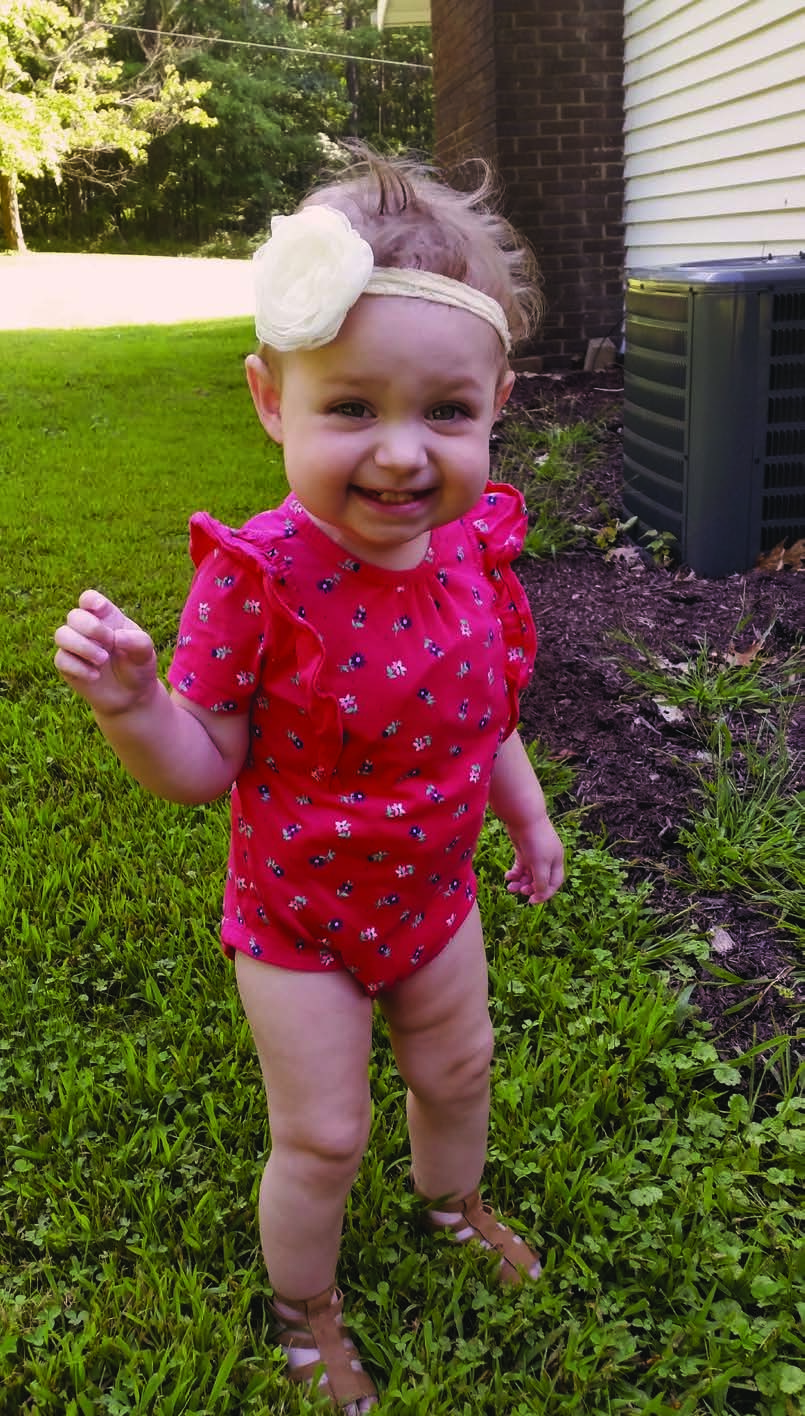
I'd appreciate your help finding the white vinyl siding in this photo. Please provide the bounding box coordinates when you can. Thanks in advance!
[624,0,805,269]
[374,0,430,26]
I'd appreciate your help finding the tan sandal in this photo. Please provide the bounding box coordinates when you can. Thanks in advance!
[418,1186,542,1285]
[270,1286,377,1411]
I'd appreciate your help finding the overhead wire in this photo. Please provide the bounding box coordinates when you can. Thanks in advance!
[101,23,432,71]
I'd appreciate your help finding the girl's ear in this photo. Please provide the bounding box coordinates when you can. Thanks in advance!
[494,369,516,417]
[245,354,283,443]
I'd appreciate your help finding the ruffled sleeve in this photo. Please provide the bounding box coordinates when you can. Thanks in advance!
[468,481,537,734]
[166,513,270,713]
[167,510,344,775]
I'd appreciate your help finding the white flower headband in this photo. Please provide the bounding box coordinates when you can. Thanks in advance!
[253,204,512,355]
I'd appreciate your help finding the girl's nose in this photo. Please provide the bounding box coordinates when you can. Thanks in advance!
[373,422,428,471]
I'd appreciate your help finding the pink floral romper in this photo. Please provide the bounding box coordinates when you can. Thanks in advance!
[167,481,537,994]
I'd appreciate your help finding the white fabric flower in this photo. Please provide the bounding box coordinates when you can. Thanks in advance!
[253,205,374,352]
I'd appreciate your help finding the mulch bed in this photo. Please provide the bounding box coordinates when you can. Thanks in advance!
[497,366,804,1060]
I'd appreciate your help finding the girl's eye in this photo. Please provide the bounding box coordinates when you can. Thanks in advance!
[332,401,371,419]
[430,403,466,422]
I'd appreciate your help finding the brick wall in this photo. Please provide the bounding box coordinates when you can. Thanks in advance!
[432,0,625,366]
[430,0,497,172]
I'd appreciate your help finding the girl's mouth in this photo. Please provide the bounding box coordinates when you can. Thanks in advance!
[356,488,431,505]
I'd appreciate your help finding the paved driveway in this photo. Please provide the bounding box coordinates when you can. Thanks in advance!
[0,251,254,330]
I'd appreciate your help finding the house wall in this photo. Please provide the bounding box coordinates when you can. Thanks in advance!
[374,0,430,25]
[432,0,625,366]
[431,0,498,169]
[624,0,805,269]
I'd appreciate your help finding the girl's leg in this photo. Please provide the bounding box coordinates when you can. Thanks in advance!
[235,953,374,1297]
[379,905,541,1282]
[378,904,492,1203]
[235,954,378,1412]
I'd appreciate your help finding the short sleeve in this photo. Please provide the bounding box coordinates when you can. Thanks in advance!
[167,513,268,714]
[468,482,538,726]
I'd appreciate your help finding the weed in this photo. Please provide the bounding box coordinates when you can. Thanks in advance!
[495,419,597,494]
[679,724,805,914]
[495,419,597,561]
[640,525,678,567]
[613,632,804,724]
[521,508,577,559]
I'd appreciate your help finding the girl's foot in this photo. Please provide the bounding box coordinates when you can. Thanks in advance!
[270,1286,377,1413]
[420,1187,542,1284]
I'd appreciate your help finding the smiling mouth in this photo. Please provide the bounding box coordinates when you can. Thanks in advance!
[356,488,432,505]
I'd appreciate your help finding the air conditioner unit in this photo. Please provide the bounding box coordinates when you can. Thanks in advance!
[623,255,805,577]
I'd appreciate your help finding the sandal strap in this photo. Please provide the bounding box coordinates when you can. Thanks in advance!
[271,1286,377,1405]
[424,1188,541,1285]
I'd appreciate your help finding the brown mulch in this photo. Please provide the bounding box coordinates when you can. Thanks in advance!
[498,366,804,1060]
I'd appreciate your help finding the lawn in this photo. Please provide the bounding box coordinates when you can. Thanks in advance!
[0,323,802,1415]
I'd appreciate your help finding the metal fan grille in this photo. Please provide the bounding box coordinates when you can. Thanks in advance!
[622,287,689,533]
[763,292,805,550]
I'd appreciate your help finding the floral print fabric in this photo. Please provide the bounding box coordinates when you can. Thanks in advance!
[167,482,536,993]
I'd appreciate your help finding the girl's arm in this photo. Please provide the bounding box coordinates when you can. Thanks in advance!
[488,730,564,904]
[54,589,248,804]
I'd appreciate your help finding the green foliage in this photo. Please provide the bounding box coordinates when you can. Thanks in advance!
[495,419,601,561]
[614,634,804,724]
[0,324,802,1413]
[18,0,434,251]
[679,723,805,919]
[496,419,597,493]
[0,0,214,247]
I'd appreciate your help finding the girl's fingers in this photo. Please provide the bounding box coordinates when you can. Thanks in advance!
[77,588,119,620]
[63,605,117,649]
[115,627,156,664]
[54,646,103,682]
[54,622,110,667]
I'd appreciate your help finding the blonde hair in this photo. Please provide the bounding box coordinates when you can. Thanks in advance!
[300,145,543,350]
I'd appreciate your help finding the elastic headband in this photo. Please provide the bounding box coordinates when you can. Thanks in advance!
[253,204,512,354]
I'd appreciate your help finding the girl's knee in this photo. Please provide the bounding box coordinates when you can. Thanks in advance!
[408,1019,495,1107]
[273,1106,372,1179]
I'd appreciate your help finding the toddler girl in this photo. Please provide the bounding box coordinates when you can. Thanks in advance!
[54,149,564,1413]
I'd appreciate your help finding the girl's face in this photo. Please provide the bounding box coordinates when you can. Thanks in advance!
[246,294,514,571]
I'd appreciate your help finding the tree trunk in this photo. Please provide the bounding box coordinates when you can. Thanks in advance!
[67,174,85,242]
[0,171,26,252]
[344,13,359,137]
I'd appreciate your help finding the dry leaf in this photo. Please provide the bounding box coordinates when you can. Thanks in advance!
[710,927,736,955]
[755,538,805,573]
[756,541,786,572]
[783,537,805,570]
[653,698,686,724]
[605,545,643,568]
[726,639,763,667]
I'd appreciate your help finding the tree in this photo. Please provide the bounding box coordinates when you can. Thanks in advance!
[12,0,433,250]
[0,0,214,249]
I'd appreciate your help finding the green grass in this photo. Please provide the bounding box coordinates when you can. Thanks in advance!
[1,324,803,1415]
[613,633,805,725]
[679,725,804,919]
[495,420,597,560]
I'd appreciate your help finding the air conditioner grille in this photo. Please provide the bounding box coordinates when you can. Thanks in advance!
[764,460,804,490]
[769,360,805,390]
[762,295,805,548]
[622,293,690,536]
[770,326,805,357]
[772,291,805,322]
[768,393,805,423]
[765,427,805,457]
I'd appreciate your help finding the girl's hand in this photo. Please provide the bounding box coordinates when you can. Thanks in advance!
[504,814,565,905]
[54,589,158,717]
